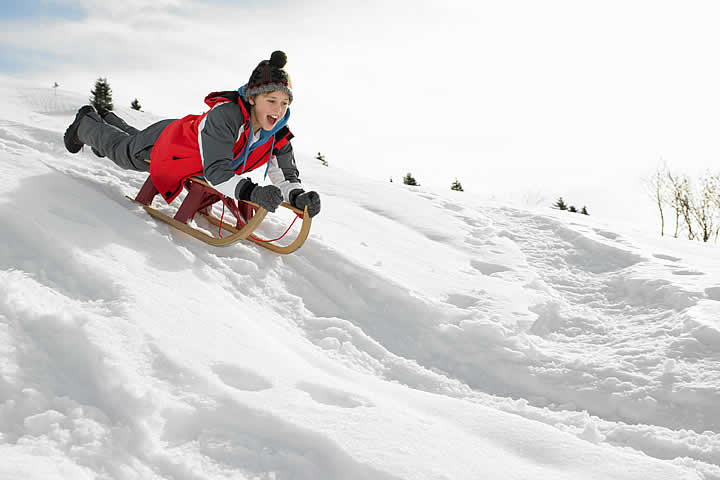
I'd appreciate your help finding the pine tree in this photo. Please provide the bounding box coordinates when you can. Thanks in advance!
[554,197,568,210]
[581,206,589,215]
[90,77,113,112]
[315,152,328,166]
[568,205,578,213]
[451,178,464,192]
[130,98,142,111]
[403,172,419,186]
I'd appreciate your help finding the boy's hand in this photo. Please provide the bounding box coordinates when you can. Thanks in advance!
[250,185,283,212]
[291,190,321,217]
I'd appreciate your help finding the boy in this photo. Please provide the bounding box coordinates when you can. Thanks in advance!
[63,51,321,217]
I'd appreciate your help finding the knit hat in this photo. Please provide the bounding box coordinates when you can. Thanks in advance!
[243,51,293,103]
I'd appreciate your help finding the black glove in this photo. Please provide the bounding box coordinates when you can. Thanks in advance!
[290,189,321,217]
[250,185,283,212]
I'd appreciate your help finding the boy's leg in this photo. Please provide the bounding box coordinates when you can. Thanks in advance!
[100,110,140,135]
[91,110,140,157]
[77,111,174,172]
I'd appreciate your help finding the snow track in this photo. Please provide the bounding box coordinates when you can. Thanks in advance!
[496,209,720,430]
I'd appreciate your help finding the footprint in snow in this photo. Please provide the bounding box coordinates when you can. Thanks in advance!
[653,253,682,262]
[463,227,499,248]
[672,270,705,276]
[444,293,481,309]
[440,201,464,212]
[470,259,512,275]
[297,382,373,408]
[458,216,486,228]
[593,229,620,240]
[212,363,273,392]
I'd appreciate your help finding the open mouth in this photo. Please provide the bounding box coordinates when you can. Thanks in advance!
[267,115,278,126]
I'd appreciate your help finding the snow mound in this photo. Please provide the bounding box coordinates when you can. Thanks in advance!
[1,80,717,479]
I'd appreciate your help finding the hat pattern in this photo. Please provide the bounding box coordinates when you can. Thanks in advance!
[243,51,293,103]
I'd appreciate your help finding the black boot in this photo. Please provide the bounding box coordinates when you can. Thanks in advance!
[64,105,96,153]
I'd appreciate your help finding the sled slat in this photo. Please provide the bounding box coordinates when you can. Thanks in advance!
[201,204,312,254]
[128,197,268,246]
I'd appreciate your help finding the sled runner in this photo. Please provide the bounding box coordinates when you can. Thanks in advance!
[128,174,312,253]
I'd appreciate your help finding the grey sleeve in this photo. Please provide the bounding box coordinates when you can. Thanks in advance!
[274,141,301,183]
[199,102,254,199]
[267,139,305,200]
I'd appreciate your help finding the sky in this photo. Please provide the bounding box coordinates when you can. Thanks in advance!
[2,0,720,212]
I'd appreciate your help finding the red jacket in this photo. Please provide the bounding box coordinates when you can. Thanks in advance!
[150,91,293,202]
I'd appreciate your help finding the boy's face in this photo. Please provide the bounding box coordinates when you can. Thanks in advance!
[250,91,290,131]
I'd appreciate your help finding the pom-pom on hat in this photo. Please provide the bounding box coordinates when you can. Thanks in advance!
[243,51,293,103]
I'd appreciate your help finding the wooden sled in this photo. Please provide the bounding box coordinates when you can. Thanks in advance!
[129,175,312,253]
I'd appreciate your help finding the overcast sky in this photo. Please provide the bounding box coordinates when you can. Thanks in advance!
[2,0,720,209]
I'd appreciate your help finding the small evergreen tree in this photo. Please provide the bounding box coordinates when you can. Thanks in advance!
[568,205,578,213]
[130,98,142,111]
[90,77,113,112]
[581,206,589,215]
[403,172,419,186]
[389,177,393,183]
[315,152,328,166]
[451,178,464,192]
[554,197,568,210]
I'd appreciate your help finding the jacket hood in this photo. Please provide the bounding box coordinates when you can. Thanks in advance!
[204,91,239,108]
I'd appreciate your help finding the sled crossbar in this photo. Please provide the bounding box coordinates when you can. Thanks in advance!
[129,174,311,253]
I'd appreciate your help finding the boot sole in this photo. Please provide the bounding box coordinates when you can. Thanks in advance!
[64,106,95,153]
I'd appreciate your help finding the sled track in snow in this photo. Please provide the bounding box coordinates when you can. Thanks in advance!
[492,208,720,433]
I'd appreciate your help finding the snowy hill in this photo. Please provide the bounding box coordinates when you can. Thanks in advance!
[1,81,719,480]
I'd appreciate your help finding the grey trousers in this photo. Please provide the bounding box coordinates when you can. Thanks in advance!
[77,111,176,172]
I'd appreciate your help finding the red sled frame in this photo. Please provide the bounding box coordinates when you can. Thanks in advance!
[129,175,312,253]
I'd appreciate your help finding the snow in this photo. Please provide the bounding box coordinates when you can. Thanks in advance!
[1,80,719,479]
